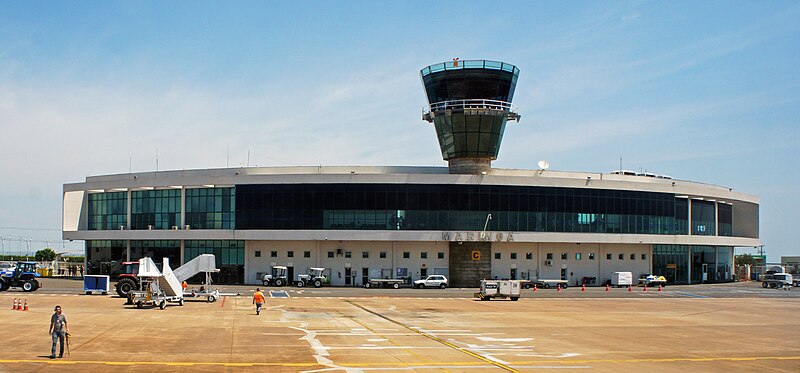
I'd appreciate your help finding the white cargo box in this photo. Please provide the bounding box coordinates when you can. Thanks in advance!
[612,272,633,287]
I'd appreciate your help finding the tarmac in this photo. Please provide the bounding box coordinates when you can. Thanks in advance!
[0,279,798,372]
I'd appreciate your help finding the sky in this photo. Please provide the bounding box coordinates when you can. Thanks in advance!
[0,1,798,260]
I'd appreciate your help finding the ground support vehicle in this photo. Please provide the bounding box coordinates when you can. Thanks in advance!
[413,275,448,289]
[519,280,534,289]
[534,279,569,289]
[612,272,633,287]
[83,275,110,295]
[364,278,404,289]
[474,279,521,301]
[762,273,793,290]
[114,261,141,298]
[129,257,185,310]
[296,267,327,288]
[638,274,667,287]
[262,266,289,287]
[0,262,41,292]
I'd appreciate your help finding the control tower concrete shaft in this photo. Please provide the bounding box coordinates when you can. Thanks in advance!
[421,59,521,174]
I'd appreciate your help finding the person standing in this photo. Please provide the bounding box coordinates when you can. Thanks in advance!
[252,288,265,315]
[49,305,69,359]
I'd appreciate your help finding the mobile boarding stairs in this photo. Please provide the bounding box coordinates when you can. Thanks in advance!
[129,254,220,309]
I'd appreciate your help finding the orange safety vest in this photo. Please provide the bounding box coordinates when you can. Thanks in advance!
[253,291,265,303]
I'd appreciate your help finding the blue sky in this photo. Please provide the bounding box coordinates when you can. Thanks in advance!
[0,1,798,260]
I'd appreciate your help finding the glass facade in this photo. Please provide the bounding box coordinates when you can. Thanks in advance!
[131,189,181,230]
[675,198,689,235]
[184,240,244,284]
[691,199,716,236]
[130,240,180,268]
[718,203,732,237]
[433,113,508,160]
[185,188,235,229]
[88,192,127,230]
[236,184,680,234]
[653,245,733,284]
[86,240,127,275]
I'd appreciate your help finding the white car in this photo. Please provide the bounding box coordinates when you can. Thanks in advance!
[414,275,448,289]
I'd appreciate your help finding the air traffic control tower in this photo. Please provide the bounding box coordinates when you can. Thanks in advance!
[421,59,521,174]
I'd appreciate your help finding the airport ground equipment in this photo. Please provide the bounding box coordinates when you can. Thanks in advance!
[612,272,633,287]
[474,279,521,301]
[638,274,667,287]
[0,262,41,292]
[762,273,794,290]
[534,279,569,289]
[83,275,110,295]
[296,267,326,288]
[414,275,448,289]
[129,257,185,309]
[365,278,405,289]
[176,254,222,302]
[262,266,288,287]
[114,261,141,298]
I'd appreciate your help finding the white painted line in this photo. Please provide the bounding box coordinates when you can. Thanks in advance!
[476,337,533,342]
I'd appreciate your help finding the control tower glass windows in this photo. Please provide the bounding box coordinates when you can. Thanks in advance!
[88,192,127,230]
[185,187,235,229]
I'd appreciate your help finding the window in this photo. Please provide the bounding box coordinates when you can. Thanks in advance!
[327,251,334,258]
[526,252,533,260]
[630,254,635,260]
[345,251,352,258]
[255,250,261,258]
[619,253,624,260]
[271,251,277,258]
[362,251,369,259]
[561,253,567,260]
[589,253,595,260]
[511,253,517,260]
[380,251,387,259]
[641,254,647,260]
[547,253,553,260]
[575,253,582,260]
[421,252,428,259]
[403,252,410,259]
[304,251,311,258]
[606,253,612,260]
[438,252,444,259]
[495,252,501,259]
[288,251,294,258]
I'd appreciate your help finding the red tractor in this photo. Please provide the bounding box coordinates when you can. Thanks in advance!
[113,261,140,298]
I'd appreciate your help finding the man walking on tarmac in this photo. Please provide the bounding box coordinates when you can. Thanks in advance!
[49,305,69,359]
[253,288,265,315]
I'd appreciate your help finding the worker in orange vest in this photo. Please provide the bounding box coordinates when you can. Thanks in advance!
[253,288,265,315]
[181,281,188,293]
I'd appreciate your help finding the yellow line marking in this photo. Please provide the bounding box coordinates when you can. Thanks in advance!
[345,300,519,373]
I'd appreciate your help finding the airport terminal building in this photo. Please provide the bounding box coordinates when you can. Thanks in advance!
[62,60,760,286]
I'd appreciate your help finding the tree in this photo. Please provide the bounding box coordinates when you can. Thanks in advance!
[35,248,57,262]
[735,254,757,267]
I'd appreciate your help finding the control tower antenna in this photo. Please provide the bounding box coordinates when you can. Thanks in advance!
[420,59,521,174]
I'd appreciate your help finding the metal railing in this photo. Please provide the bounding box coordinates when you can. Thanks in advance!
[420,60,520,77]
[422,99,520,122]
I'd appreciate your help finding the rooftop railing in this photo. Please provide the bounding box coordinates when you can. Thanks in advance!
[420,60,520,77]
[422,99,521,122]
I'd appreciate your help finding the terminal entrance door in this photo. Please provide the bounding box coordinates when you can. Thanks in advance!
[510,268,517,280]
[345,268,352,286]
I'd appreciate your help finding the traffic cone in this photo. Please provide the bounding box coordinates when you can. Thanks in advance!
[17,299,23,311]
[628,285,632,292]
[533,284,538,292]
[581,284,586,292]
[23,299,28,311]
[658,285,663,292]
[643,285,648,292]
[557,284,562,292]
[12,298,18,310]
[605,284,610,292]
